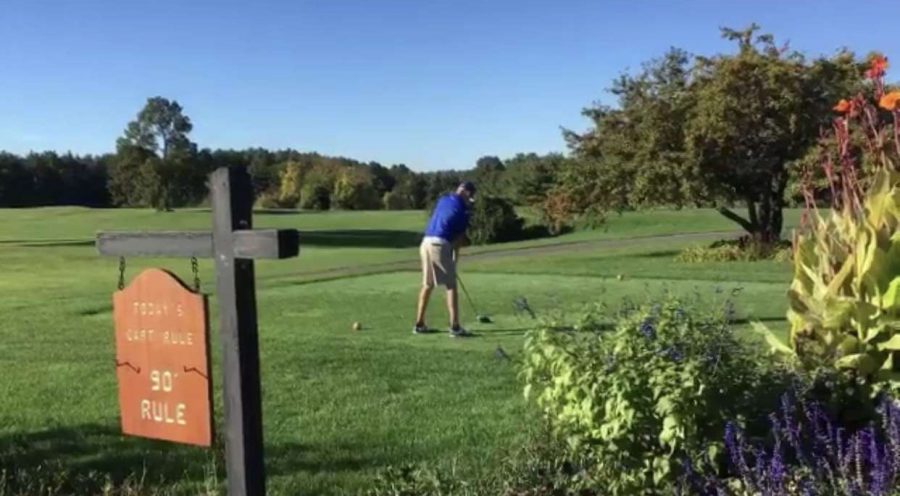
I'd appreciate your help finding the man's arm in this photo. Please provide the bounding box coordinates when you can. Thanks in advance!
[449,201,469,260]
[451,235,465,261]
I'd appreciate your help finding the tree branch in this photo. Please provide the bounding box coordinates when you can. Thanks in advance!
[716,206,756,233]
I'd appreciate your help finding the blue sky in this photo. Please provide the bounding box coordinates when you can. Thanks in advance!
[1,0,897,170]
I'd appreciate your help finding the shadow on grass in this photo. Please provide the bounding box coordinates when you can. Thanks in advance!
[0,424,216,493]
[300,230,422,249]
[634,250,681,259]
[478,225,570,247]
[0,424,386,494]
[478,327,532,337]
[255,209,313,216]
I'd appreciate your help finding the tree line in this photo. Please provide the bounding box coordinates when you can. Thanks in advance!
[0,98,562,212]
[3,25,892,244]
[0,145,563,212]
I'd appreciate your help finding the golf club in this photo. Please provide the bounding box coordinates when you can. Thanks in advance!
[456,273,492,324]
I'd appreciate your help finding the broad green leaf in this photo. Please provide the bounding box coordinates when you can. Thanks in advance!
[866,170,894,225]
[828,258,854,296]
[751,322,795,356]
[879,334,900,351]
[821,298,855,328]
[838,335,861,354]
[881,278,900,311]
[834,353,880,375]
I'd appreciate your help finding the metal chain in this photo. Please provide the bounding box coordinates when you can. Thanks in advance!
[191,256,200,291]
[117,256,126,290]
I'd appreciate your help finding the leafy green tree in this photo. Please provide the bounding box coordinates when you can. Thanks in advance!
[467,196,525,245]
[247,148,279,195]
[390,164,427,208]
[110,97,202,210]
[504,152,566,205]
[471,155,506,196]
[686,26,862,241]
[563,26,864,241]
[0,153,33,206]
[563,47,700,215]
[300,183,331,210]
[424,171,463,206]
[367,162,396,197]
[382,190,411,210]
[333,168,381,210]
[275,160,306,207]
[22,152,64,205]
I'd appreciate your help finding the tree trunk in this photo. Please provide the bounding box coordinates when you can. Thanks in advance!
[717,169,787,244]
[717,206,755,234]
[717,195,784,243]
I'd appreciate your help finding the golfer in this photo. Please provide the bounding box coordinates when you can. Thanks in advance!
[413,181,476,337]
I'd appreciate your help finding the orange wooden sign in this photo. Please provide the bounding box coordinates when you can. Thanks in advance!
[113,268,213,447]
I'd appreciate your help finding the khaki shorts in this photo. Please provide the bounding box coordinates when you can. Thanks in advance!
[420,241,457,289]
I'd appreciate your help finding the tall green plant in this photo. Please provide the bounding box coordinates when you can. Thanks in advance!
[758,55,900,395]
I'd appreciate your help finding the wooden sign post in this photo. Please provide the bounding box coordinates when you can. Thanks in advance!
[97,166,300,496]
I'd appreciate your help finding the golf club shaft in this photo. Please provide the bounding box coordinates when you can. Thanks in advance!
[456,274,480,316]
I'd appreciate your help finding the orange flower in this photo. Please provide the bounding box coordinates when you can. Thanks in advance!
[833,99,852,113]
[867,54,889,79]
[879,91,900,111]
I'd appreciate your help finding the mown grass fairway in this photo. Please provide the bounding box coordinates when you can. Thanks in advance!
[0,208,798,494]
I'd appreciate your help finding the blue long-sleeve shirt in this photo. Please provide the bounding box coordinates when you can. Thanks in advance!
[424,194,469,243]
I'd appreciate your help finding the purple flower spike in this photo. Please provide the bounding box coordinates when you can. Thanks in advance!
[768,447,786,495]
[639,318,656,340]
[781,393,806,464]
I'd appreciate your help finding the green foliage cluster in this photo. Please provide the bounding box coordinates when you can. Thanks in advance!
[677,238,792,263]
[0,462,221,496]
[755,63,900,396]
[757,168,900,396]
[559,25,867,241]
[1,125,569,215]
[521,296,789,494]
[382,190,412,210]
[109,97,206,211]
[365,431,586,496]
[364,465,481,496]
[0,88,567,214]
[0,152,110,207]
[467,196,526,245]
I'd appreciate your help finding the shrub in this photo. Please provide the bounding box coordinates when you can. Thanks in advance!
[255,190,296,209]
[299,183,330,210]
[522,295,790,494]
[677,238,792,263]
[364,465,481,496]
[382,190,411,210]
[276,160,303,207]
[333,169,381,210]
[468,196,526,245]
[364,430,589,496]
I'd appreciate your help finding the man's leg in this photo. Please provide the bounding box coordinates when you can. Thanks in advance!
[415,285,433,327]
[414,241,435,330]
[446,286,460,330]
[442,243,462,331]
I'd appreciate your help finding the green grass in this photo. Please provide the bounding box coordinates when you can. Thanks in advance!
[0,207,797,494]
